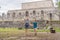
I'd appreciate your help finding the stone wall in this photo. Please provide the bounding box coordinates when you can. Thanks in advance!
[0,21,46,28]
[22,0,53,9]
[0,21,60,28]
[7,7,59,21]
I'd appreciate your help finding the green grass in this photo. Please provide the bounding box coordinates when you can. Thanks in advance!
[29,27,60,32]
[29,29,50,32]
[54,27,60,32]
[0,28,18,32]
[0,27,60,40]
[0,27,60,32]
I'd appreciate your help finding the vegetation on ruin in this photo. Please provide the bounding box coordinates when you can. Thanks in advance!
[57,1,60,9]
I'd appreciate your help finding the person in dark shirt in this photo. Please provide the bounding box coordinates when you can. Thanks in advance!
[24,18,30,35]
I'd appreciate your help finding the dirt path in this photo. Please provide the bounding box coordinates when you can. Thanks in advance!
[0,32,60,40]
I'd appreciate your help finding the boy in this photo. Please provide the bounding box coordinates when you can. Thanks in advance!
[33,19,37,36]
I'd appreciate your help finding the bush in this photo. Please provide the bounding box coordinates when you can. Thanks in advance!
[18,28,22,30]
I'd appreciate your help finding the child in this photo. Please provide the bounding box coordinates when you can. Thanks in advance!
[33,19,37,36]
[24,18,30,35]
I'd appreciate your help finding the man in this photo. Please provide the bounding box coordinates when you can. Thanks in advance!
[33,19,37,36]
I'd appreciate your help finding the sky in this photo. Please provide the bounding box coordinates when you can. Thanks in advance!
[0,0,58,15]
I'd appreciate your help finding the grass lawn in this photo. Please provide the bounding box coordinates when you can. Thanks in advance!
[0,27,60,40]
[0,27,60,32]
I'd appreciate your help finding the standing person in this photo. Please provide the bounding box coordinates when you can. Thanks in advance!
[33,19,38,36]
[24,18,30,35]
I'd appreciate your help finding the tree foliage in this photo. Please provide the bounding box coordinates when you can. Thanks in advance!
[58,2,60,8]
[57,1,60,9]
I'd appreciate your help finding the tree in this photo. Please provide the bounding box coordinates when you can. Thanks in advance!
[57,0,60,21]
[57,0,60,9]
[57,1,60,20]
[58,2,60,8]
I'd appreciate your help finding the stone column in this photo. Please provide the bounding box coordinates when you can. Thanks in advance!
[41,10,44,20]
[49,13,52,28]
[59,12,60,21]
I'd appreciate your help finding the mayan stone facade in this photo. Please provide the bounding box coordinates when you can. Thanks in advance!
[0,0,60,28]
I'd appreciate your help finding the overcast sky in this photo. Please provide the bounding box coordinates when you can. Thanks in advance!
[0,0,57,15]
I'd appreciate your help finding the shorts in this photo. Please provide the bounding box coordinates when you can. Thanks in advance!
[25,25,29,29]
[34,26,37,29]
[34,28,37,29]
[25,23,29,29]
